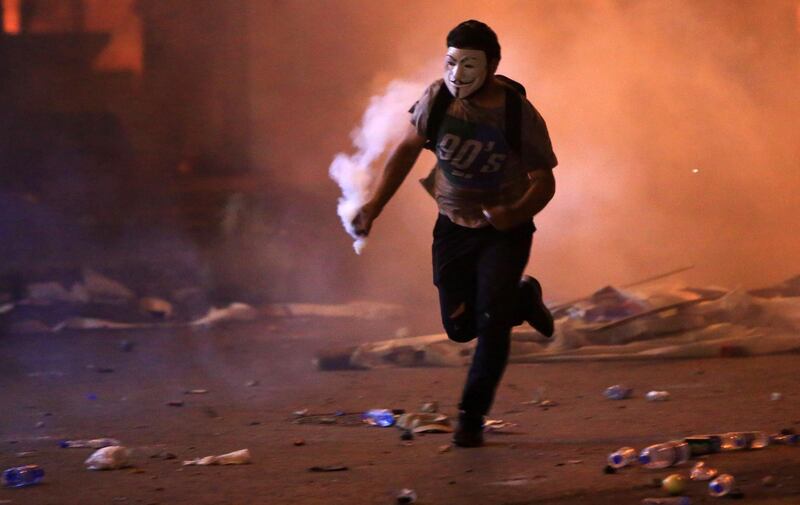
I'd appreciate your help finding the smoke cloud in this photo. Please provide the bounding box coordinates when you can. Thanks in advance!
[329,80,424,254]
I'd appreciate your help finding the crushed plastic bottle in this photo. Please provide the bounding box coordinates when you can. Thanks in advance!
[638,440,691,469]
[3,465,44,488]
[690,461,718,481]
[607,446,638,468]
[362,409,395,427]
[718,432,747,451]
[641,498,690,505]
[396,488,417,504]
[645,390,670,402]
[708,473,736,497]
[59,438,120,448]
[604,384,633,400]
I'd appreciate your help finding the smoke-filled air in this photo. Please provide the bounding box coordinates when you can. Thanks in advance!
[273,0,800,307]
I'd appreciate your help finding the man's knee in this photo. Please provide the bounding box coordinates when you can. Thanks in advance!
[443,302,476,343]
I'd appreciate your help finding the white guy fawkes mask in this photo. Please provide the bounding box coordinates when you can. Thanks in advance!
[444,47,488,99]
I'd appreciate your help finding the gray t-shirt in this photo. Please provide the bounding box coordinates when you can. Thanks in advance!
[411,79,557,228]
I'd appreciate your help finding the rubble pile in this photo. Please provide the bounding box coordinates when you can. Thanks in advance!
[316,275,800,369]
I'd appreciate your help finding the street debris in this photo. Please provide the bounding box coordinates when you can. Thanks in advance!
[314,275,800,369]
[263,300,403,320]
[2,464,44,487]
[662,473,687,495]
[604,385,633,400]
[308,465,348,472]
[645,390,670,402]
[363,409,396,427]
[166,401,184,407]
[689,461,718,481]
[60,438,121,449]
[293,439,305,446]
[708,473,737,497]
[483,419,517,432]
[184,389,209,395]
[182,449,251,466]
[139,297,173,319]
[85,446,131,470]
[607,447,637,468]
[396,488,417,504]
[396,412,452,433]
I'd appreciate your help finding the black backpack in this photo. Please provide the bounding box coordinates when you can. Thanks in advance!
[423,75,526,153]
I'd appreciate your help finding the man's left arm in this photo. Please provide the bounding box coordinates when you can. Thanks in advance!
[482,168,555,230]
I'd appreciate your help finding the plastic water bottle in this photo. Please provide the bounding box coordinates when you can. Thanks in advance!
[59,438,120,448]
[638,441,691,469]
[645,390,670,402]
[685,435,721,455]
[2,465,44,488]
[362,409,395,427]
[718,432,747,451]
[741,431,769,449]
[607,446,638,468]
[641,498,690,505]
[708,474,735,497]
[604,384,632,400]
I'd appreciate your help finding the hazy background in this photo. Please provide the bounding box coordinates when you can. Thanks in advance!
[2,0,799,323]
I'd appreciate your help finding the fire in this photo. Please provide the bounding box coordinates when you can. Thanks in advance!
[2,0,20,34]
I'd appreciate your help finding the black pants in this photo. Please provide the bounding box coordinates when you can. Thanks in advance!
[432,213,534,417]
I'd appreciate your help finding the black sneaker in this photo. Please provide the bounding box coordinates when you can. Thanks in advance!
[453,412,484,448]
[520,275,554,338]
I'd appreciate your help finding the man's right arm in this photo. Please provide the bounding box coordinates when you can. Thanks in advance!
[351,123,426,236]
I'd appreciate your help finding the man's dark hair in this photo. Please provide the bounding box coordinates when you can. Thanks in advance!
[446,20,501,62]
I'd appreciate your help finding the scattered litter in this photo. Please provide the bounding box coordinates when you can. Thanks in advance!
[604,385,633,400]
[245,380,259,387]
[420,402,439,413]
[184,389,209,395]
[762,475,776,487]
[293,409,309,417]
[58,438,122,449]
[566,459,583,465]
[400,430,414,441]
[85,446,131,470]
[190,303,258,327]
[264,301,403,320]
[662,474,687,495]
[139,297,173,319]
[483,419,517,432]
[396,488,417,504]
[396,412,452,433]
[708,474,737,497]
[166,401,184,407]
[690,461,718,481]
[308,465,348,472]
[363,409,396,428]
[2,464,44,487]
[15,452,36,458]
[607,447,637,468]
[293,439,305,447]
[539,399,558,408]
[645,390,670,402]
[182,449,251,466]
[770,392,783,401]
[437,444,452,454]
[0,302,14,314]
[34,422,44,429]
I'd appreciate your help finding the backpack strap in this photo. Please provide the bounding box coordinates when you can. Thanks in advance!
[504,86,522,152]
[423,84,454,152]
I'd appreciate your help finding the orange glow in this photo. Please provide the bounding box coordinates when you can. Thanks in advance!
[797,2,800,35]
[2,0,20,34]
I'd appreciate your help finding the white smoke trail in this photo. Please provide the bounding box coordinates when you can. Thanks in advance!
[329,80,424,254]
